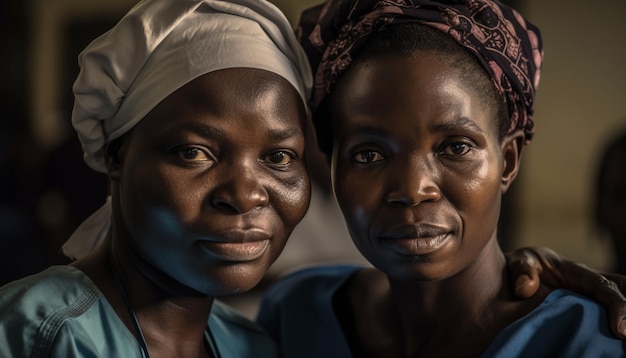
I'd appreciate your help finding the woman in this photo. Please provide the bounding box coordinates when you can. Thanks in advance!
[257,0,625,356]
[0,0,312,356]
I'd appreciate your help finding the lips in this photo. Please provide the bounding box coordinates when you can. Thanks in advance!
[198,230,271,262]
[380,224,451,256]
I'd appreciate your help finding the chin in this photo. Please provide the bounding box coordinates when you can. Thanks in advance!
[199,262,268,296]
[374,258,453,283]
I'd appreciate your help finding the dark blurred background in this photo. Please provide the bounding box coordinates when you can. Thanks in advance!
[0,1,128,284]
[1,0,624,294]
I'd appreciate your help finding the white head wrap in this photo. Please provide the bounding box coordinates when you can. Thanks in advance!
[62,0,312,259]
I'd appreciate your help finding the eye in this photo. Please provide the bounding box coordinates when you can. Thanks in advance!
[354,150,385,163]
[175,146,211,162]
[263,150,296,166]
[440,142,473,156]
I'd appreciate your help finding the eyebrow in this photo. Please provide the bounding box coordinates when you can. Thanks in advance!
[266,128,304,141]
[344,126,388,138]
[430,116,485,134]
[346,117,483,137]
[184,122,224,138]
[181,122,302,141]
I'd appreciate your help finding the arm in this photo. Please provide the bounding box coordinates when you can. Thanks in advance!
[506,246,626,339]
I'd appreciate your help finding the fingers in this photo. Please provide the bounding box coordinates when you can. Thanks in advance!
[604,293,626,339]
[603,272,626,295]
[599,273,626,339]
[514,274,539,299]
[511,246,626,339]
[518,246,574,289]
[505,247,543,298]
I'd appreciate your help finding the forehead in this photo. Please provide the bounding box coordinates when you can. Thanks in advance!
[139,68,306,130]
[330,52,498,135]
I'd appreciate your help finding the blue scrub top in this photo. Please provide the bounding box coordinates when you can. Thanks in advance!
[0,265,279,357]
[257,265,625,357]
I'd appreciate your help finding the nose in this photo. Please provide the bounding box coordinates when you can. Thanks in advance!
[385,156,441,207]
[210,163,269,214]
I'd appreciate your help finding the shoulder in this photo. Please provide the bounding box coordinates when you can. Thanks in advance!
[0,265,100,317]
[262,264,364,303]
[256,264,362,333]
[485,289,624,357]
[256,264,363,357]
[536,289,621,332]
[210,301,279,357]
[0,266,106,357]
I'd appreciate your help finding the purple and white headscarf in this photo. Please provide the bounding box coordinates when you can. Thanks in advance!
[298,0,542,143]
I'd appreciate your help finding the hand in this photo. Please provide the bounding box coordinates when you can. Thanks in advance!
[505,246,626,339]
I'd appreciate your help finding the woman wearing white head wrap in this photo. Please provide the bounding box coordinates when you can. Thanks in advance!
[0,0,311,356]
[64,0,311,259]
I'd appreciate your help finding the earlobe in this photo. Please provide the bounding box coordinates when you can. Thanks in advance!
[501,130,525,193]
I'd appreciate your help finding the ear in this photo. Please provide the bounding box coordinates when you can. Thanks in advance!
[500,129,525,194]
[104,138,126,182]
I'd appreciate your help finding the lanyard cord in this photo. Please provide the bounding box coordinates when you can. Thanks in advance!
[110,254,151,358]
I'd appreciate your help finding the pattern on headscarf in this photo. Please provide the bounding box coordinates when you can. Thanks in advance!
[298,0,542,142]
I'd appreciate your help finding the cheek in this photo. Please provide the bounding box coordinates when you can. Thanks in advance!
[454,160,502,236]
[333,164,380,236]
[121,164,201,236]
[261,173,310,265]
[452,150,500,195]
[333,166,356,214]
[272,173,311,232]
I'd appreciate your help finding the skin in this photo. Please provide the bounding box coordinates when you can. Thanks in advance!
[73,68,310,358]
[329,52,550,357]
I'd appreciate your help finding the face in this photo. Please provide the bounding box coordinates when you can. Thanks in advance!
[329,52,521,281]
[109,68,310,295]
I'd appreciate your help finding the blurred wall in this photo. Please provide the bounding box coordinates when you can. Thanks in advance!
[517,0,626,270]
[30,0,137,149]
[270,0,320,25]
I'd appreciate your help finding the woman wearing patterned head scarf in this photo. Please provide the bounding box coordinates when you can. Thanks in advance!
[0,0,312,356]
[257,1,624,356]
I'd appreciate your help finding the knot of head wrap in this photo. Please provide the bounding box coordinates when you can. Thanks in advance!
[73,0,312,173]
[64,0,312,260]
[297,0,542,143]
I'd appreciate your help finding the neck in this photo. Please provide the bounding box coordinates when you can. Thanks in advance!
[346,238,529,357]
[74,236,214,358]
[388,239,508,329]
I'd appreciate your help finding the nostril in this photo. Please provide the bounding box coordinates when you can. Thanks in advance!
[209,168,270,214]
[210,183,270,214]
[211,198,240,214]
[385,186,441,207]
[385,195,415,207]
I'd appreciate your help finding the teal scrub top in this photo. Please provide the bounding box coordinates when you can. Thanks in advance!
[0,266,278,357]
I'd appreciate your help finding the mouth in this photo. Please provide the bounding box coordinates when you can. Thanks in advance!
[198,230,271,262]
[380,224,451,256]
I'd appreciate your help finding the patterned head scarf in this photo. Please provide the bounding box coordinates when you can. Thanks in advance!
[63,0,312,259]
[298,0,542,143]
